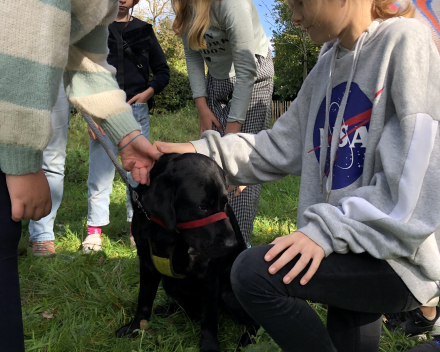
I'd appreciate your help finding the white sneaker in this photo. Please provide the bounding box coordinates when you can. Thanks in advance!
[82,227,102,254]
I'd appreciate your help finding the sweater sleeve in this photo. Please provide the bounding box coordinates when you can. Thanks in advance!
[191,99,304,185]
[0,1,70,175]
[182,34,208,99]
[63,3,139,146]
[219,0,259,124]
[297,23,440,282]
[147,30,170,95]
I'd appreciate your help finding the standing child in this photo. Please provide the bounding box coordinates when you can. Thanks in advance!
[155,0,440,350]
[171,0,274,246]
[0,0,161,350]
[82,0,170,252]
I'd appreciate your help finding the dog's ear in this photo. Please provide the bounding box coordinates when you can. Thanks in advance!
[226,203,247,250]
[144,174,177,230]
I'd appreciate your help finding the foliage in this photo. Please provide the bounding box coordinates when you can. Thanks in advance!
[271,0,320,101]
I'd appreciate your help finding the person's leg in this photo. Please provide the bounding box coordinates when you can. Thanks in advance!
[384,297,440,336]
[0,171,25,352]
[85,125,118,252]
[28,82,70,256]
[231,245,420,352]
[206,54,274,246]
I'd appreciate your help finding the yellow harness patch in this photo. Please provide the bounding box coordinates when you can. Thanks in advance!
[152,254,186,279]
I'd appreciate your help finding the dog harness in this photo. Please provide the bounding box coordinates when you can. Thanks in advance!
[149,212,229,279]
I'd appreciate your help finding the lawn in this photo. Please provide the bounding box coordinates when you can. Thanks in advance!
[18,105,429,351]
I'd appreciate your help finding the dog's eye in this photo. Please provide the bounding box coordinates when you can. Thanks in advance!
[199,205,207,211]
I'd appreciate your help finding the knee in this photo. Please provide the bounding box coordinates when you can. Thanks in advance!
[231,245,272,302]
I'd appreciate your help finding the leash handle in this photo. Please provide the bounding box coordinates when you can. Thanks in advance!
[82,113,149,219]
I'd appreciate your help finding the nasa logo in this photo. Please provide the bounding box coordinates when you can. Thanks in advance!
[310,82,372,190]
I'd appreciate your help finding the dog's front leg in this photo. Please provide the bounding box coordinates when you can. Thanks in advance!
[115,255,161,338]
[200,263,221,352]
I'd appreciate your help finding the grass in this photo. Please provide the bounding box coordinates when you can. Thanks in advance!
[18,104,430,351]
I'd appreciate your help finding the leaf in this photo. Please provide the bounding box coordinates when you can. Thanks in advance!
[90,271,104,287]
[42,311,54,319]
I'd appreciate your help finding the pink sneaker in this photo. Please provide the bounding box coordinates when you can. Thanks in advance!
[82,226,102,254]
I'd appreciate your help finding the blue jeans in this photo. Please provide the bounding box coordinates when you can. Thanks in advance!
[87,102,149,226]
[28,82,70,242]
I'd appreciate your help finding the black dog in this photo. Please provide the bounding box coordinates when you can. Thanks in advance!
[116,153,259,351]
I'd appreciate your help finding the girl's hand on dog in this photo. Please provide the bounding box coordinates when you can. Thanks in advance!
[264,232,325,286]
[6,169,52,221]
[118,131,162,185]
[154,141,196,154]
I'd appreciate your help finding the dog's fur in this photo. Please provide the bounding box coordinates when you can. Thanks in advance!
[116,153,259,351]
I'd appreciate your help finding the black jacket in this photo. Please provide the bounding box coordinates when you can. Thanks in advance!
[107,18,170,101]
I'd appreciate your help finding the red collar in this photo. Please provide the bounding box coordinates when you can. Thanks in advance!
[150,212,228,230]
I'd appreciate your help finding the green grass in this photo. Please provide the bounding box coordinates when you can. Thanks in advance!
[18,105,431,351]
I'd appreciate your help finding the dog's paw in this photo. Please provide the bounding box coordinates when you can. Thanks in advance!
[115,322,140,338]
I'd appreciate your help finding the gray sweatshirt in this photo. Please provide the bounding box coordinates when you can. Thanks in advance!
[191,18,440,305]
[182,0,268,124]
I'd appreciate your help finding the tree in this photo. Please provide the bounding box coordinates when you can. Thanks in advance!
[135,0,173,28]
[270,0,320,101]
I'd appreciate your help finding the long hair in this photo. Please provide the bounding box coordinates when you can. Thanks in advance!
[172,0,213,50]
[372,0,415,19]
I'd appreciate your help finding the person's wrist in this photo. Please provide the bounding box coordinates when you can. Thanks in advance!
[118,130,141,148]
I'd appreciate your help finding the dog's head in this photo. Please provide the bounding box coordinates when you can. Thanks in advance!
[141,153,245,258]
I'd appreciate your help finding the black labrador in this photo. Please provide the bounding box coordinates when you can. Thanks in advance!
[116,153,259,351]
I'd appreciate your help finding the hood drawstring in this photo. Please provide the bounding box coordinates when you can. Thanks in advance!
[320,31,368,201]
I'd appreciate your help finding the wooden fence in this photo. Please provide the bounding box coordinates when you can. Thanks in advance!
[271,100,293,121]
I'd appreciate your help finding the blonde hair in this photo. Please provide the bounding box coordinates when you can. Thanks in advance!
[371,0,415,19]
[172,0,213,50]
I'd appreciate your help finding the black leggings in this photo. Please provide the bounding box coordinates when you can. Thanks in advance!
[231,245,420,352]
[0,171,25,352]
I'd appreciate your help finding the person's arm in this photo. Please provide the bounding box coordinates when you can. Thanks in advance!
[181,35,223,134]
[146,29,170,95]
[128,29,170,105]
[64,5,161,182]
[0,2,71,220]
[271,21,440,276]
[218,0,261,127]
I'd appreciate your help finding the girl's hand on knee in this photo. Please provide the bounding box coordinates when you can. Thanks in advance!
[264,232,325,285]
[153,141,196,154]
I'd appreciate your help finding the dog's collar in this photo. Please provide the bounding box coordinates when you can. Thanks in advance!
[150,212,228,230]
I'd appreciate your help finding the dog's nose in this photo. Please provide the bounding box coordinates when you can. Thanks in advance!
[222,233,237,251]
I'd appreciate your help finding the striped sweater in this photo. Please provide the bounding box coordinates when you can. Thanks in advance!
[0,0,140,175]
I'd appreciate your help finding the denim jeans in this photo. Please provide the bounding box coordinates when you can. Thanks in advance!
[231,245,420,352]
[87,102,149,226]
[28,82,70,242]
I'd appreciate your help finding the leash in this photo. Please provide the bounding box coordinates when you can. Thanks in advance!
[82,113,150,220]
